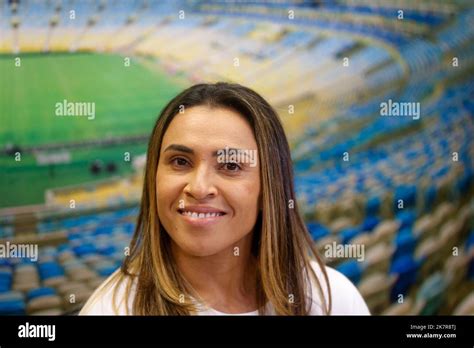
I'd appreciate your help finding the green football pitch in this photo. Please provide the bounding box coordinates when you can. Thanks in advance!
[0,53,186,208]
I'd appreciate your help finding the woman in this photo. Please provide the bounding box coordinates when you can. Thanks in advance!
[80,82,369,315]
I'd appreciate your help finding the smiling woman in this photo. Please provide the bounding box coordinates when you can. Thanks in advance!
[79,82,370,315]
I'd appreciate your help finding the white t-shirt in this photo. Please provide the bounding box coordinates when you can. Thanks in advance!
[79,260,370,315]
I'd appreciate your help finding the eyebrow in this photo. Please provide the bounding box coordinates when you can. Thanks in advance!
[163,144,255,160]
[164,144,194,154]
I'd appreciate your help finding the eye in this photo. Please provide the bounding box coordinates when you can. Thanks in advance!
[171,157,190,167]
[221,162,242,172]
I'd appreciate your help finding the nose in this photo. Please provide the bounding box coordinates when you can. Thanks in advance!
[183,163,217,200]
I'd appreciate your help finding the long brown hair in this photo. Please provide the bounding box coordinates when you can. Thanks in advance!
[90,82,331,315]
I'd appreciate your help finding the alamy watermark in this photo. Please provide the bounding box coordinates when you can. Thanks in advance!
[0,242,38,262]
[380,99,420,120]
[18,322,55,341]
[55,99,95,120]
[324,241,365,262]
[216,146,257,167]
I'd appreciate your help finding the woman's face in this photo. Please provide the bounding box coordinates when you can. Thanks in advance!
[156,105,261,257]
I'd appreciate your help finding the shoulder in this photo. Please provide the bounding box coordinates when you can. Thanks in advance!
[79,269,135,315]
[307,260,370,315]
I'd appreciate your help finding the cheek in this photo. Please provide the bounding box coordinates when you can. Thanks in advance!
[231,179,261,213]
[155,168,181,209]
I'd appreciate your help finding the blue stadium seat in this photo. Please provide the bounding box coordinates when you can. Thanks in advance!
[27,287,56,301]
[0,267,13,293]
[340,227,361,244]
[37,262,65,280]
[0,291,25,315]
[361,216,380,232]
[389,256,420,301]
[393,228,417,260]
[396,210,417,230]
[336,260,363,285]
[365,196,380,216]
[394,185,417,209]
[73,243,98,257]
[307,222,330,241]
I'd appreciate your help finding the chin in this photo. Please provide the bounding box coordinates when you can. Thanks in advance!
[182,245,224,257]
[174,238,225,257]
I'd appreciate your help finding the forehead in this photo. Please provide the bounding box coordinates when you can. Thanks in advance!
[161,105,257,151]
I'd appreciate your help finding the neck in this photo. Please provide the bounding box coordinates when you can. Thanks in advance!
[171,232,258,312]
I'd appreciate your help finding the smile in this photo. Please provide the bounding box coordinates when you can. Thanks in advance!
[177,207,227,226]
[179,210,225,218]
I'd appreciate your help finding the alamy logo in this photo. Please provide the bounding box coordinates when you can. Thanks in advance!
[380,99,420,120]
[55,99,95,120]
[18,322,55,341]
[324,241,365,262]
[0,242,38,262]
[216,146,257,167]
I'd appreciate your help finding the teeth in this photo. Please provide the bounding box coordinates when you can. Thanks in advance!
[180,210,223,218]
